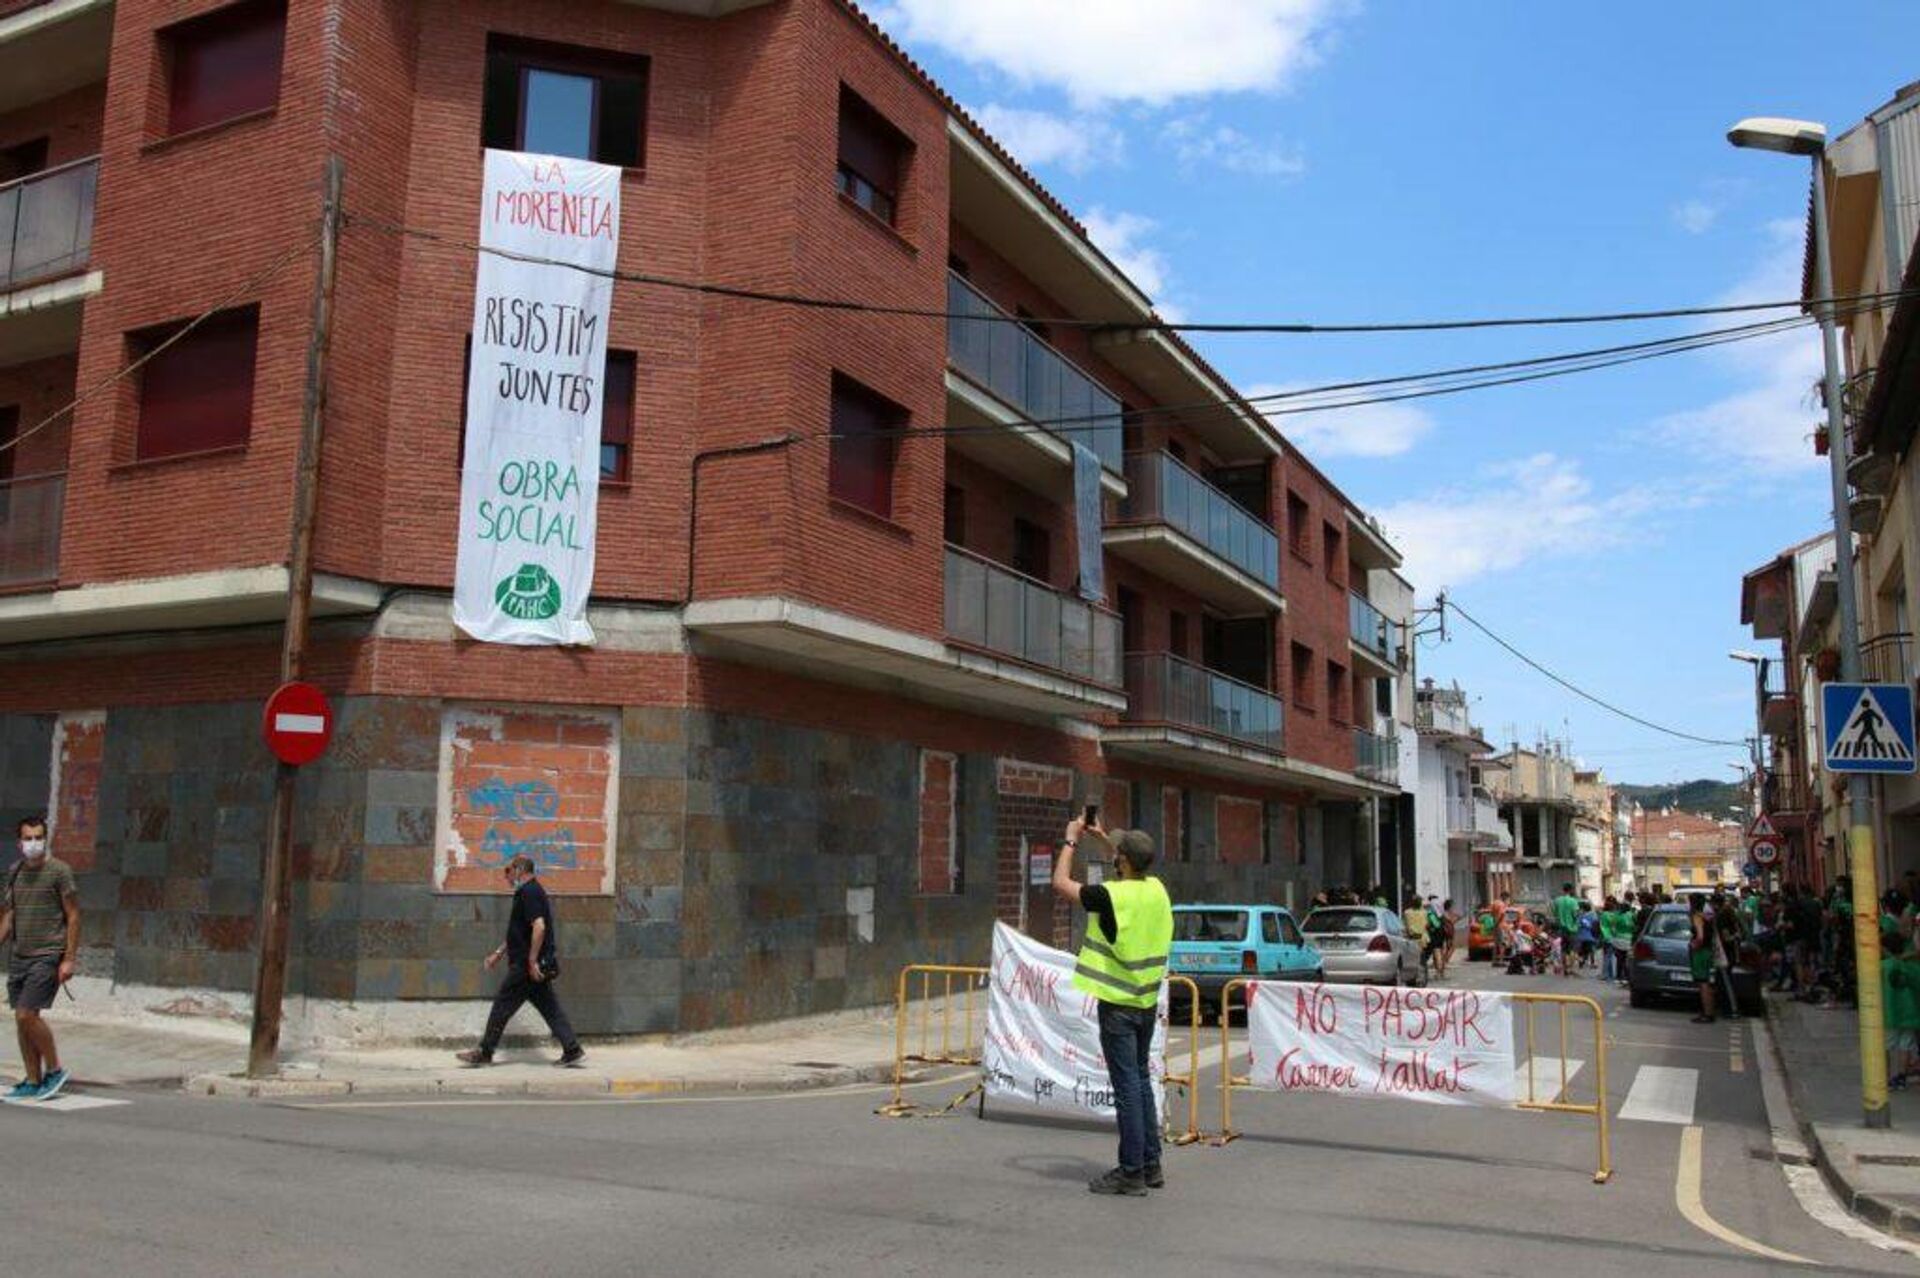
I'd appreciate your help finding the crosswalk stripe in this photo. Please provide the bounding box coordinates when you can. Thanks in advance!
[5,1095,129,1113]
[1514,1056,1584,1103]
[1619,1064,1698,1125]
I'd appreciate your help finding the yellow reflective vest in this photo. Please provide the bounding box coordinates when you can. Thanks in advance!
[1071,876,1174,1009]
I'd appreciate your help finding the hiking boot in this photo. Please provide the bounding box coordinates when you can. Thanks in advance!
[35,1068,69,1101]
[555,1046,586,1068]
[1088,1167,1148,1197]
[1143,1162,1166,1189]
[455,1049,494,1067]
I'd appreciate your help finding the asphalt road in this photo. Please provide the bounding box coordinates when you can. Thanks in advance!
[2,962,1911,1277]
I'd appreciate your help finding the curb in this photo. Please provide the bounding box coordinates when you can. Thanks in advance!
[184,1061,916,1100]
[1757,1002,1920,1242]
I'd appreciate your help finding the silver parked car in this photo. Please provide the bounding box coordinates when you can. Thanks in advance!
[1300,906,1426,986]
[1628,902,1764,1015]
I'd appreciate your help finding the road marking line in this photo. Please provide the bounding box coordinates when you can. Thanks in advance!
[285,1073,973,1111]
[1676,1125,1814,1265]
[1619,1065,1698,1125]
[1514,1056,1583,1103]
[5,1095,129,1113]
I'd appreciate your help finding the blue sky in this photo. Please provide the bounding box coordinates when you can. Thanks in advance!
[871,0,1919,785]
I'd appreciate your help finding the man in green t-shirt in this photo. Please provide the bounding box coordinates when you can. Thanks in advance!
[2,816,80,1102]
[1553,884,1581,943]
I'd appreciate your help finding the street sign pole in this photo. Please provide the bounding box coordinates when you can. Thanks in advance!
[1809,158,1890,1130]
[249,155,343,1079]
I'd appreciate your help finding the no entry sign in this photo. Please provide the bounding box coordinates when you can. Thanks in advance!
[262,682,334,766]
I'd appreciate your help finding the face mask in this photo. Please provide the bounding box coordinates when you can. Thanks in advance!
[20,838,46,860]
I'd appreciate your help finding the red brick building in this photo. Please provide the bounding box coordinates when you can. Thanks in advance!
[0,0,1405,1039]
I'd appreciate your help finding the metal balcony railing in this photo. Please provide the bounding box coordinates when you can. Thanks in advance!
[943,544,1121,686]
[0,473,63,586]
[1354,727,1398,783]
[0,157,97,293]
[945,272,1123,472]
[1116,450,1278,587]
[1122,650,1283,753]
[1415,691,1477,738]
[1861,631,1912,685]
[1349,591,1394,663]
[1444,795,1474,835]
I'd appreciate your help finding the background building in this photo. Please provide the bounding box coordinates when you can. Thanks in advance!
[1633,809,1742,893]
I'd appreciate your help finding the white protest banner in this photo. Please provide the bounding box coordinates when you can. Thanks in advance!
[981,922,1166,1121]
[1245,981,1514,1108]
[453,150,622,646]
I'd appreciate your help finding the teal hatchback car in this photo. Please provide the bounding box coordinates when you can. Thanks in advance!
[1167,904,1323,1021]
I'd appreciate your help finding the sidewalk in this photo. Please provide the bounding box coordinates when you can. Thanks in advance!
[6,1006,934,1100]
[1765,990,1920,1239]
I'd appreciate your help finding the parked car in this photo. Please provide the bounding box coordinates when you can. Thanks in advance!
[1627,903,1764,1015]
[1299,905,1425,986]
[1167,904,1322,1021]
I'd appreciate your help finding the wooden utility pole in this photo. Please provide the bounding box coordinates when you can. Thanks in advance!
[249,155,344,1078]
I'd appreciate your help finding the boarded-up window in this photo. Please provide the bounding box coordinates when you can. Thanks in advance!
[1218,796,1261,866]
[917,750,960,894]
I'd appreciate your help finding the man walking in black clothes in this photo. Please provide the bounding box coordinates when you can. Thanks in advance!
[458,855,585,1068]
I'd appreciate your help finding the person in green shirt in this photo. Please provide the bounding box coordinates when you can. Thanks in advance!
[1552,884,1581,960]
[1882,932,1919,1088]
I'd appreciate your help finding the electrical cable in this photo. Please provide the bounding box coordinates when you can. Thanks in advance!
[1444,595,1746,747]
[0,232,316,461]
[342,211,1919,336]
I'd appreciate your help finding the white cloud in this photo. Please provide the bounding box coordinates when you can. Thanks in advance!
[971,103,1124,174]
[873,0,1345,107]
[1163,115,1305,176]
[1645,226,1825,478]
[1672,198,1719,235]
[1083,207,1185,320]
[1244,381,1434,458]
[1374,454,1664,591]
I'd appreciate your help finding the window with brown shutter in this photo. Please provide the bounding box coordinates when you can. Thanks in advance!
[828,373,902,518]
[133,307,260,461]
[836,87,908,225]
[600,350,636,482]
[161,0,287,137]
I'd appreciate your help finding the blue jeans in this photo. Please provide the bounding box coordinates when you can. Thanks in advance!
[1096,1000,1160,1174]
[1600,944,1618,982]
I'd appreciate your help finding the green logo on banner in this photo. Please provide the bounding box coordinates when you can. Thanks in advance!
[496,563,562,621]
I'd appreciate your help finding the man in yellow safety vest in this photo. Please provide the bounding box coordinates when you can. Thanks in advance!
[1052,813,1174,1196]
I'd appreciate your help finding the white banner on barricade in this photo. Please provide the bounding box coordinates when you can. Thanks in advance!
[453,149,622,646]
[1245,981,1515,1108]
[981,922,1166,1121]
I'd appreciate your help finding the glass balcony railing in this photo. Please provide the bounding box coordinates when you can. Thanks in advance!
[944,544,1121,686]
[1122,651,1283,753]
[1117,451,1279,588]
[945,271,1123,472]
[1354,727,1398,783]
[1444,795,1474,834]
[1349,591,1394,664]
[0,473,63,586]
[0,157,97,293]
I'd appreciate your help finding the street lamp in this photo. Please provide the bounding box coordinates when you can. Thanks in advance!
[1730,114,1890,1129]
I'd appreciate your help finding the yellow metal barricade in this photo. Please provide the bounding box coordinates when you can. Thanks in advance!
[1510,992,1612,1184]
[1161,975,1205,1145]
[1212,981,1612,1184]
[876,964,988,1117]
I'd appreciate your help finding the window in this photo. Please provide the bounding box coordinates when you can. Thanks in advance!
[828,373,902,517]
[947,253,969,278]
[1013,517,1051,581]
[837,86,908,225]
[1281,915,1304,946]
[1118,585,1144,654]
[1286,491,1310,557]
[1323,521,1342,579]
[1375,677,1393,717]
[1326,659,1345,723]
[1169,611,1189,659]
[133,306,259,460]
[600,350,636,482]
[1262,913,1283,945]
[482,35,648,167]
[161,0,286,137]
[1291,642,1314,709]
[917,750,961,895]
[943,484,966,546]
[0,138,48,183]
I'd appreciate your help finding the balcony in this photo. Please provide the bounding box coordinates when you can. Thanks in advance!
[1473,792,1511,850]
[1862,631,1912,686]
[1348,591,1398,677]
[1443,795,1474,837]
[1104,450,1283,614]
[0,471,61,586]
[943,544,1121,688]
[0,157,100,362]
[1354,727,1398,785]
[1123,651,1282,752]
[0,1,112,116]
[945,271,1126,497]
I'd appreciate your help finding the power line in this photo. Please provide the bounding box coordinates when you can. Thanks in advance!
[342,211,1919,336]
[1443,594,1746,747]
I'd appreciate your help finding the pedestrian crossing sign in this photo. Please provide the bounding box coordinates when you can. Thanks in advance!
[1821,682,1917,774]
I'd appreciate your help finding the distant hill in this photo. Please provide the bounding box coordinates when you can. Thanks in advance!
[1616,779,1748,820]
